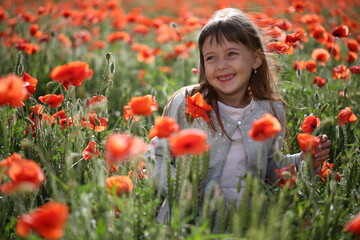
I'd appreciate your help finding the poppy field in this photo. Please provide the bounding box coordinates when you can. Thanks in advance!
[0,0,360,239]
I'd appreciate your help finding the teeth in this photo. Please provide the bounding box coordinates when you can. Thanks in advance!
[218,74,234,81]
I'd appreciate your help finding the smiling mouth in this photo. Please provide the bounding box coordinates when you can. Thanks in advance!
[217,74,236,81]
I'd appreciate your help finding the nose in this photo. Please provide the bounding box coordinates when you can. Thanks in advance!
[216,59,229,70]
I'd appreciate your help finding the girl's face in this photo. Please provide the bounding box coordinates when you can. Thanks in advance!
[202,36,261,108]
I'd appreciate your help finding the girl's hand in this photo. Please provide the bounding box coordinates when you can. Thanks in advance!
[300,135,332,170]
[312,135,331,169]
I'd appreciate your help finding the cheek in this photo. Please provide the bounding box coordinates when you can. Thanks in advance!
[204,64,213,78]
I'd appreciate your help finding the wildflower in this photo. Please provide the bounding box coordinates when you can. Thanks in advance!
[0,74,27,107]
[266,42,290,54]
[318,162,341,183]
[347,39,359,52]
[38,94,64,108]
[105,133,148,164]
[22,72,38,98]
[0,156,45,194]
[16,201,69,240]
[149,116,179,139]
[249,113,282,141]
[349,65,360,74]
[304,60,317,73]
[297,133,320,154]
[333,64,350,81]
[107,31,131,43]
[23,43,39,55]
[105,175,133,196]
[59,117,74,130]
[332,25,349,38]
[168,128,210,156]
[50,61,94,90]
[192,68,199,74]
[128,161,147,180]
[88,95,108,107]
[311,48,330,65]
[186,92,213,122]
[313,76,327,87]
[301,116,320,133]
[127,95,158,116]
[344,213,360,236]
[347,51,357,63]
[293,60,305,70]
[82,141,100,160]
[310,25,328,44]
[81,112,108,132]
[275,164,297,188]
[338,107,358,126]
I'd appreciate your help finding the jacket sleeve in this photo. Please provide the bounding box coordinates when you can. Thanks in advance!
[265,101,303,182]
[151,88,187,196]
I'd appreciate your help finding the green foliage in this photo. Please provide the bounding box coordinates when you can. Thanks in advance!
[0,0,360,239]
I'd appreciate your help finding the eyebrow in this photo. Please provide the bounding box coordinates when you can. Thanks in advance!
[203,47,241,57]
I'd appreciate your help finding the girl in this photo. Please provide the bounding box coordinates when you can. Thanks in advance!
[152,8,331,223]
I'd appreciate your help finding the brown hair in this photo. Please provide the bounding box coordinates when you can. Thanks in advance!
[189,8,284,137]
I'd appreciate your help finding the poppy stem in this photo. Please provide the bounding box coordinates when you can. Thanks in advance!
[69,157,84,169]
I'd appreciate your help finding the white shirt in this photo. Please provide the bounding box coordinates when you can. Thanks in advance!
[218,99,256,203]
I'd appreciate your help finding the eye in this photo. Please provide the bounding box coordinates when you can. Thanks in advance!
[205,56,215,62]
[228,51,238,57]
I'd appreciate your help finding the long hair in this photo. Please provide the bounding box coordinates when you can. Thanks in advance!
[189,8,283,137]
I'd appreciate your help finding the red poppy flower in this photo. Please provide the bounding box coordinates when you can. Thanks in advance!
[82,141,100,160]
[310,25,329,45]
[297,133,321,153]
[168,128,210,157]
[192,68,199,74]
[0,74,27,108]
[293,60,305,70]
[23,43,39,55]
[16,201,69,240]
[127,95,158,116]
[148,116,179,139]
[105,133,148,164]
[318,162,341,183]
[285,31,303,45]
[29,24,38,36]
[88,95,108,107]
[349,65,360,74]
[106,31,131,43]
[347,39,359,52]
[344,213,360,236]
[338,107,358,126]
[332,25,349,38]
[122,105,140,122]
[301,116,320,133]
[275,164,297,188]
[248,113,282,141]
[313,76,327,87]
[106,175,133,196]
[1,157,45,194]
[305,60,317,73]
[0,153,23,174]
[22,72,38,98]
[333,64,351,81]
[266,42,290,54]
[50,61,94,90]
[347,51,358,63]
[81,112,108,132]
[128,161,147,180]
[311,48,330,65]
[38,94,64,108]
[186,92,213,122]
[59,117,73,130]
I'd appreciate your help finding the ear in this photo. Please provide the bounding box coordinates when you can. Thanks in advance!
[252,50,262,69]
